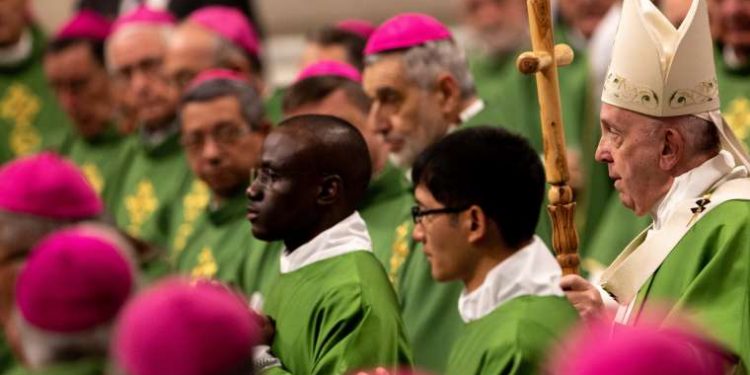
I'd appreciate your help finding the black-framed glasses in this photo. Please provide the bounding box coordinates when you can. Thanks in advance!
[411,205,469,224]
[180,124,250,152]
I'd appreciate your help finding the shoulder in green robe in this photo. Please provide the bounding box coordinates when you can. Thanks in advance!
[263,251,412,374]
[631,200,750,372]
[172,192,281,295]
[0,26,73,163]
[446,295,578,375]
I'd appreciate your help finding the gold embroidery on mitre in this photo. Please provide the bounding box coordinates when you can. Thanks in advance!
[124,179,159,237]
[81,163,104,194]
[0,84,41,156]
[191,246,218,279]
[668,78,719,109]
[725,97,750,142]
[388,221,412,289]
[603,73,660,109]
[171,180,210,256]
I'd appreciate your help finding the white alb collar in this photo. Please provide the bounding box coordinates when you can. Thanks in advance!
[0,29,32,66]
[280,212,372,274]
[457,236,564,323]
[459,98,485,124]
[650,150,738,229]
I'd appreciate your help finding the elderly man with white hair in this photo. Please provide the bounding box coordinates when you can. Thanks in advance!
[562,0,750,372]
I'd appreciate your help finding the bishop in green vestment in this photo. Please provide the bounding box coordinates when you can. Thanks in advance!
[562,0,750,371]
[411,127,578,375]
[247,115,412,374]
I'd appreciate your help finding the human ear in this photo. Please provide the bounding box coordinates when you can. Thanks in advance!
[660,127,682,171]
[435,73,461,117]
[466,205,487,244]
[317,175,342,205]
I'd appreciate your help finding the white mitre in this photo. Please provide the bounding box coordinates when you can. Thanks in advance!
[602,0,750,168]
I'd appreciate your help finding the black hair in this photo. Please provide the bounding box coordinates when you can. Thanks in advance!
[180,78,265,131]
[46,37,106,67]
[412,126,545,249]
[306,26,367,70]
[282,75,370,115]
[278,114,372,210]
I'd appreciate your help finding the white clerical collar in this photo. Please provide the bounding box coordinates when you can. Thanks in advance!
[459,98,485,124]
[650,150,737,230]
[457,236,564,323]
[279,212,372,274]
[0,29,32,66]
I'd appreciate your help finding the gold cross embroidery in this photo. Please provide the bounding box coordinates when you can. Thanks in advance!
[81,163,104,194]
[124,179,159,237]
[171,181,210,255]
[725,97,750,143]
[0,83,41,156]
[388,221,412,289]
[191,246,218,279]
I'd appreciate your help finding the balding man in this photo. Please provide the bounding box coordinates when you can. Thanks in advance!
[105,6,193,251]
[246,115,412,374]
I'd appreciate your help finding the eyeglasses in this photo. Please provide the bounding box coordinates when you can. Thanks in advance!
[180,124,250,152]
[411,205,469,224]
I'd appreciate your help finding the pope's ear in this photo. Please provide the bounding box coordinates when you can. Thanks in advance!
[466,205,487,244]
[660,127,683,171]
[318,175,342,205]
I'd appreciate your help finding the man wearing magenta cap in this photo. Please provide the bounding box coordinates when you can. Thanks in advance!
[0,0,74,164]
[6,227,136,375]
[0,153,105,373]
[104,6,193,251]
[172,69,280,296]
[362,13,534,372]
[282,61,412,284]
[43,10,132,198]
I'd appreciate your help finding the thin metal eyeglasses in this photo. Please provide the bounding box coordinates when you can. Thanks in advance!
[411,205,469,224]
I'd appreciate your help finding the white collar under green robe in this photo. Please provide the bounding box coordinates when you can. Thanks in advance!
[458,236,564,323]
[280,212,372,273]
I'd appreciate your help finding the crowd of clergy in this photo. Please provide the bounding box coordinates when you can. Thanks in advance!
[0,0,748,373]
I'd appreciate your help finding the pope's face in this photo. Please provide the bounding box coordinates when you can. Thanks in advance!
[412,184,474,283]
[181,95,265,198]
[558,0,616,40]
[712,0,750,49]
[595,104,672,216]
[164,24,217,92]
[107,26,179,131]
[45,43,112,139]
[246,130,321,243]
[363,55,450,169]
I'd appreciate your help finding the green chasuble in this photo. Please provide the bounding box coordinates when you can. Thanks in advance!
[172,192,281,295]
[60,124,132,197]
[0,26,73,164]
[0,333,15,375]
[446,296,578,375]
[106,129,193,250]
[264,87,285,125]
[629,200,750,372]
[358,162,413,271]
[715,50,750,149]
[3,358,104,375]
[263,251,412,374]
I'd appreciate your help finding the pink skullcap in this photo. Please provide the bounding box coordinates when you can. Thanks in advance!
[114,278,260,375]
[0,152,103,220]
[16,228,133,333]
[188,6,261,57]
[550,321,727,375]
[112,5,175,34]
[335,19,376,39]
[185,68,247,92]
[364,13,452,55]
[56,10,112,41]
[296,60,362,83]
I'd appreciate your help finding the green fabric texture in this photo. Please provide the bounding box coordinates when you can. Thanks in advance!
[105,132,193,249]
[0,26,73,164]
[2,358,104,375]
[60,124,132,197]
[0,334,15,375]
[262,251,412,375]
[445,295,579,375]
[264,87,285,125]
[172,191,281,294]
[630,200,750,372]
[358,163,413,271]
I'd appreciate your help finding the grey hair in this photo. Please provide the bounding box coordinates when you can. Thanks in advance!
[365,39,477,100]
[180,78,265,131]
[15,310,111,368]
[663,115,721,156]
[105,24,174,74]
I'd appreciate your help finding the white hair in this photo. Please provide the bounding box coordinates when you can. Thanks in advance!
[105,23,174,73]
[365,39,477,100]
